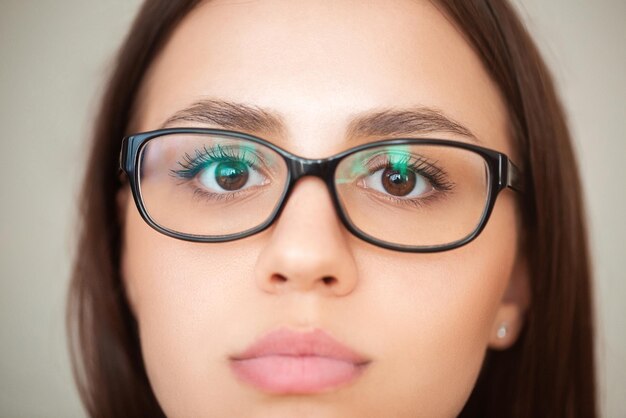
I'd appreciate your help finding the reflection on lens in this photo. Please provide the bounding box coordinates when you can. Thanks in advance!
[335,144,490,247]
[139,134,288,236]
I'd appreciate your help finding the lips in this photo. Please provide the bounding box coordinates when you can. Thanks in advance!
[229,327,371,394]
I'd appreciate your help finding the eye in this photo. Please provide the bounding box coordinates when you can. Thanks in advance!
[362,166,434,198]
[197,160,268,193]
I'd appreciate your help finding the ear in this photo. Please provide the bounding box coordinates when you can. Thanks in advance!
[488,251,530,350]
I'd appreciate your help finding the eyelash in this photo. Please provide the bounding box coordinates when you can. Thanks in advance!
[170,145,455,207]
[170,144,268,201]
[361,153,455,208]
[172,144,262,178]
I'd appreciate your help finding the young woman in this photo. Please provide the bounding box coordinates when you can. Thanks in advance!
[67,1,597,417]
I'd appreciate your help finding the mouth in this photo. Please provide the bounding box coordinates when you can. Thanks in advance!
[228,327,371,394]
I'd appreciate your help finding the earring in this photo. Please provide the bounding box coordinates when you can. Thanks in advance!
[496,323,508,339]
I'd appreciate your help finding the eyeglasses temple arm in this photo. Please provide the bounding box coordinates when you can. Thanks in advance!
[506,159,525,193]
[118,136,130,184]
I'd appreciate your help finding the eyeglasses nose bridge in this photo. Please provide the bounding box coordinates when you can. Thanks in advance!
[287,157,334,181]
[275,157,341,223]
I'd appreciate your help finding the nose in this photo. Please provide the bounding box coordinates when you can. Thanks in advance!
[254,176,359,296]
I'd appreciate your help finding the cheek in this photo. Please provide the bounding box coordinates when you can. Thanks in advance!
[355,199,517,416]
[121,204,261,416]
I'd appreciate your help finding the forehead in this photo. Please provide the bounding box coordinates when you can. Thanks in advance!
[136,0,511,156]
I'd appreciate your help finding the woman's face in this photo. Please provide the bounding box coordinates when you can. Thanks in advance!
[120,0,529,417]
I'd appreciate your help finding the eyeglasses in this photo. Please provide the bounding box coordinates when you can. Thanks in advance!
[119,128,524,252]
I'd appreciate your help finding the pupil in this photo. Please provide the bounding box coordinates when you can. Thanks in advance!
[382,168,416,196]
[215,161,249,191]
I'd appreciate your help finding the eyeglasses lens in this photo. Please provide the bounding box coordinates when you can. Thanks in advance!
[335,144,489,247]
[138,133,490,247]
[139,133,288,236]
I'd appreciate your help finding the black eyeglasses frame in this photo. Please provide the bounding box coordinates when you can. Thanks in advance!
[120,127,524,253]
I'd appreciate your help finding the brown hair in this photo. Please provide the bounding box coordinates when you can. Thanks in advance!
[67,1,597,417]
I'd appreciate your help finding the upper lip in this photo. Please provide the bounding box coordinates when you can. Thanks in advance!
[229,327,371,365]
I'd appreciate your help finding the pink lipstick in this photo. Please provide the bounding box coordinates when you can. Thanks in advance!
[229,327,371,394]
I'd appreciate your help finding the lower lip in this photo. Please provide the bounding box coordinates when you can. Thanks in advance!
[229,355,368,394]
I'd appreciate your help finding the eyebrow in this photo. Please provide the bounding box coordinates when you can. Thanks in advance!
[345,107,477,142]
[160,99,479,143]
[160,99,287,135]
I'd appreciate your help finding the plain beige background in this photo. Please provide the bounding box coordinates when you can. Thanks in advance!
[0,1,624,416]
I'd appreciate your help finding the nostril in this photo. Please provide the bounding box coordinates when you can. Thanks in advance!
[322,276,336,285]
[270,274,336,285]
[270,273,288,284]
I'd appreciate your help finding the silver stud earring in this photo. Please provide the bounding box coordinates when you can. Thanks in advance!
[496,323,508,339]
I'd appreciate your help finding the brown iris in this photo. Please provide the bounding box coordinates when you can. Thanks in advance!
[381,168,416,196]
[215,161,249,191]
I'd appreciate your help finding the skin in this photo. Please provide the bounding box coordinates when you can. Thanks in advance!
[119,0,530,417]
